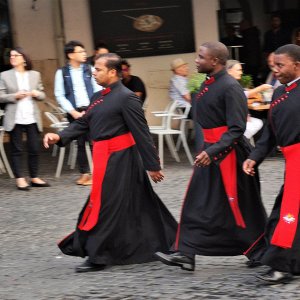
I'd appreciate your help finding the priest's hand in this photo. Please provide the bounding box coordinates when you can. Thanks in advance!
[43,133,61,148]
[148,170,165,183]
[243,159,256,176]
[194,151,211,167]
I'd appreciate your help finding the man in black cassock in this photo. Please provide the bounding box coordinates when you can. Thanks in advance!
[44,53,177,273]
[155,41,267,271]
[243,44,300,284]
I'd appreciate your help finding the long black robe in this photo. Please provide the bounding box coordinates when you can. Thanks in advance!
[246,80,300,274]
[174,70,267,257]
[57,81,177,266]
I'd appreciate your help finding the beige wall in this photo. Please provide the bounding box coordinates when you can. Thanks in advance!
[8,0,219,126]
[9,0,57,59]
[61,0,94,58]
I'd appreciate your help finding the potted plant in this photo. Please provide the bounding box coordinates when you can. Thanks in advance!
[187,73,206,94]
[239,74,253,89]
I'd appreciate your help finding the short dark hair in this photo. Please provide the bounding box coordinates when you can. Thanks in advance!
[95,53,122,77]
[12,47,32,70]
[275,44,300,62]
[95,40,109,51]
[64,40,85,60]
[201,41,229,65]
[121,59,130,68]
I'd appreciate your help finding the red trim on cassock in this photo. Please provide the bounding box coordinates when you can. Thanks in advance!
[271,142,300,248]
[78,132,136,231]
[243,232,265,255]
[202,126,246,228]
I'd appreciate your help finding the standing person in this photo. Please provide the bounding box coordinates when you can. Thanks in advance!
[155,42,267,271]
[243,44,300,284]
[54,40,101,186]
[239,19,262,86]
[44,53,177,273]
[263,15,290,56]
[86,41,109,66]
[0,47,49,190]
[121,59,146,105]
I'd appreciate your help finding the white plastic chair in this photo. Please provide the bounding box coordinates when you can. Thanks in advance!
[44,100,68,122]
[0,126,14,178]
[45,112,69,177]
[0,110,14,178]
[44,112,93,177]
[150,101,193,168]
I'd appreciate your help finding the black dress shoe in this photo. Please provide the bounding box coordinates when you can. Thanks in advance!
[256,269,293,284]
[16,185,30,191]
[246,259,263,268]
[154,252,195,271]
[30,181,50,187]
[75,260,106,273]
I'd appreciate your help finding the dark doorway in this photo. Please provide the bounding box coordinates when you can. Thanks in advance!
[0,0,13,72]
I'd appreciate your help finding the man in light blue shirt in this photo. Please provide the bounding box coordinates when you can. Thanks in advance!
[54,40,101,185]
[169,58,191,107]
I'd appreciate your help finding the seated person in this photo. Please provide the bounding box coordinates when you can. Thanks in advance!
[121,60,147,104]
[226,60,272,140]
[265,52,281,89]
[169,58,191,107]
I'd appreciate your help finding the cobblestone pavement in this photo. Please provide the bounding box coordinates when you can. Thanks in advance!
[1,146,299,299]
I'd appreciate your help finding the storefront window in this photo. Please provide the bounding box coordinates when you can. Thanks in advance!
[0,0,13,72]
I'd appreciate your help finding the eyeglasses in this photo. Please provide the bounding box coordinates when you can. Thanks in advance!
[10,54,23,58]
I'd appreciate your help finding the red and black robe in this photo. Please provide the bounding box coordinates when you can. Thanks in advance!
[57,80,177,266]
[174,69,267,257]
[246,79,300,274]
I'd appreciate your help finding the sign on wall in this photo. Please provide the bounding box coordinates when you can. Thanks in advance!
[89,0,195,58]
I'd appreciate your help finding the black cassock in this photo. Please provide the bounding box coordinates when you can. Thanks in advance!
[57,81,177,266]
[246,80,300,274]
[174,70,267,257]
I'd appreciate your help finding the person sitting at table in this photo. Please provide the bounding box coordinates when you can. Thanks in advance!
[265,52,281,89]
[226,60,272,141]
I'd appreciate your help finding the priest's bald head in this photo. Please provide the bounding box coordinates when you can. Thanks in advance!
[195,41,229,75]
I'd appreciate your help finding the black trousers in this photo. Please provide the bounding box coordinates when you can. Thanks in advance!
[9,123,40,178]
[67,108,91,174]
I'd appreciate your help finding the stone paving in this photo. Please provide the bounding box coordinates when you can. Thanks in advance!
[1,145,300,299]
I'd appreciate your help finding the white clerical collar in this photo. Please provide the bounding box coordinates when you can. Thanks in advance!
[286,76,300,86]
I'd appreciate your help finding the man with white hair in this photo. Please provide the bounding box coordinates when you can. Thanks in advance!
[169,58,191,106]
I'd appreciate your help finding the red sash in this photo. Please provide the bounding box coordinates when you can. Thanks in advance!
[271,143,300,248]
[78,132,136,231]
[203,126,246,228]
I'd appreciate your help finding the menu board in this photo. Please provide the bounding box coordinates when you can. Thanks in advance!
[89,0,195,58]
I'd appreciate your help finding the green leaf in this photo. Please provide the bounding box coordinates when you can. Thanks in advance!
[239,74,253,89]
[187,73,206,93]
